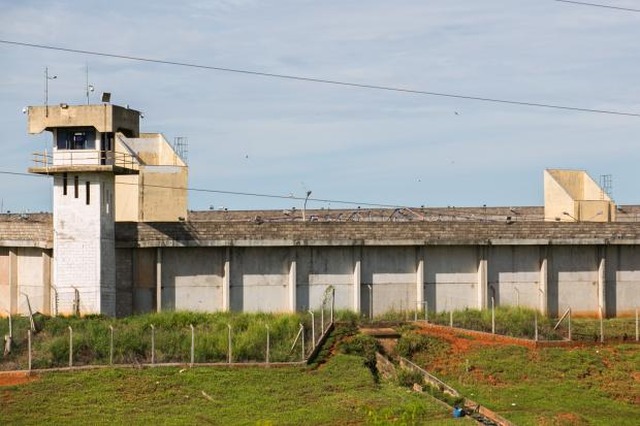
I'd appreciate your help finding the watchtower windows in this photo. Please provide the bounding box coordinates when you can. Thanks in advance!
[55,128,96,150]
[86,181,90,205]
[63,173,68,195]
[74,175,79,198]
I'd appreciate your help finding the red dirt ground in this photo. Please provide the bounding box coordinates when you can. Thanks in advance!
[0,372,38,387]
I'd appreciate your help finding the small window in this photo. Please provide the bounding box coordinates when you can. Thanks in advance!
[85,181,90,205]
[56,128,96,150]
[63,173,68,196]
[74,176,79,198]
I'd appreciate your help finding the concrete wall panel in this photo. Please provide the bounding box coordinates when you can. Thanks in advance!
[488,246,540,309]
[549,246,599,316]
[362,247,417,316]
[295,247,354,311]
[115,248,133,317]
[606,246,640,316]
[161,247,224,312]
[230,248,289,312]
[17,248,47,314]
[133,248,155,313]
[425,246,478,312]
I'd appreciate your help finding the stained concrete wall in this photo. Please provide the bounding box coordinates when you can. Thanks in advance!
[488,246,541,309]
[161,247,224,312]
[425,246,479,312]
[6,241,640,318]
[230,247,290,312]
[295,247,355,311]
[0,248,51,316]
[606,245,640,317]
[361,247,418,317]
[548,246,599,317]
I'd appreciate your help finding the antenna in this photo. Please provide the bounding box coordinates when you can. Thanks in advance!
[85,63,94,104]
[44,67,57,117]
[173,136,188,165]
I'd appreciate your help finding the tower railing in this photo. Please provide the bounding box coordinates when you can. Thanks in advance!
[31,150,138,171]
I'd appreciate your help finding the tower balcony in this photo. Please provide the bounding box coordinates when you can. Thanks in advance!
[29,150,139,175]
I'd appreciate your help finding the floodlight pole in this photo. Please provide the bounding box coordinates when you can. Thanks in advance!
[303,191,312,222]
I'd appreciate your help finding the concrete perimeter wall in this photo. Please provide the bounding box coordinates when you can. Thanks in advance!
[108,243,640,318]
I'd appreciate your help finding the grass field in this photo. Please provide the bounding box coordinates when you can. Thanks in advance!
[2,310,639,425]
[0,354,464,425]
[402,326,640,426]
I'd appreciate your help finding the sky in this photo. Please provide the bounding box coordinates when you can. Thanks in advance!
[0,0,639,213]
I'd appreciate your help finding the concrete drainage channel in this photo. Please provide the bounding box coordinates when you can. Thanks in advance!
[363,327,513,426]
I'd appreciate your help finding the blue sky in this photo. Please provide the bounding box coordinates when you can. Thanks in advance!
[1,0,639,213]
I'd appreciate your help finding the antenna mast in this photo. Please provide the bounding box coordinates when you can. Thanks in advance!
[85,64,95,104]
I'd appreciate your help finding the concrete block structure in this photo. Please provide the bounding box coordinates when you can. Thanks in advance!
[544,169,616,222]
[1,102,639,319]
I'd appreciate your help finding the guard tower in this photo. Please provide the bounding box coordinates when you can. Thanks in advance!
[27,104,140,316]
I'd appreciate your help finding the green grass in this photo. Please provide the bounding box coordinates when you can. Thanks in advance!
[0,354,464,425]
[1,312,321,369]
[409,337,640,425]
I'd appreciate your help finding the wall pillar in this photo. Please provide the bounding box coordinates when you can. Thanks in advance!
[155,247,162,313]
[353,250,361,313]
[478,247,488,309]
[598,246,606,319]
[539,248,548,315]
[288,255,297,312]
[416,247,424,314]
[222,247,230,312]
[9,249,17,315]
[42,250,52,315]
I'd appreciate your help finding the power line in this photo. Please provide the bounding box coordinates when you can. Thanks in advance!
[555,0,640,12]
[0,169,403,209]
[1,39,640,118]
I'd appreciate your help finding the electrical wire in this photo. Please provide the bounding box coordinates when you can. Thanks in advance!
[0,169,403,209]
[554,0,640,12]
[1,39,639,118]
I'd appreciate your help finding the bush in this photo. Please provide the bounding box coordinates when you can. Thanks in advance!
[395,333,432,358]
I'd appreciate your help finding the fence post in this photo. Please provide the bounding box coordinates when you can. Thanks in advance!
[491,296,495,334]
[265,325,270,364]
[568,309,572,341]
[68,326,73,367]
[599,306,604,343]
[331,287,335,324]
[321,304,325,335]
[28,329,32,372]
[636,308,639,342]
[3,310,12,357]
[150,324,155,365]
[227,324,232,364]
[449,310,453,328]
[424,300,428,322]
[308,310,315,349]
[109,325,114,366]
[6,310,12,338]
[190,324,195,367]
[299,323,305,361]
[534,311,538,342]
